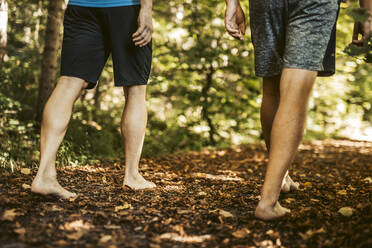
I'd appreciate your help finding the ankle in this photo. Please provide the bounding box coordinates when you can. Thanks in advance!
[258,197,277,209]
[125,169,139,179]
[36,169,57,180]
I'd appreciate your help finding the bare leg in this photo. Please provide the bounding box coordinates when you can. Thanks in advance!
[122,85,155,190]
[255,68,317,220]
[31,76,88,199]
[261,77,299,193]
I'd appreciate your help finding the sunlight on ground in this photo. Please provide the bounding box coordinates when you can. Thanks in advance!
[191,172,243,182]
[158,232,212,244]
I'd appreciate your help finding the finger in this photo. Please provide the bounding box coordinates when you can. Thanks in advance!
[136,31,151,47]
[352,39,364,46]
[138,35,152,47]
[134,29,150,46]
[133,25,146,38]
[352,23,359,41]
[226,23,240,34]
[239,21,246,35]
[228,31,243,40]
[133,28,149,42]
[362,30,370,46]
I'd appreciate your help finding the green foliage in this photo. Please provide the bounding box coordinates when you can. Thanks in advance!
[343,4,372,62]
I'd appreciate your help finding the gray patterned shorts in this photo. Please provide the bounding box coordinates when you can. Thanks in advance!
[249,0,340,77]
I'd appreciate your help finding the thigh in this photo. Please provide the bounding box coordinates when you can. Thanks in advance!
[61,6,110,89]
[283,0,339,73]
[105,6,152,87]
[249,0,287,78]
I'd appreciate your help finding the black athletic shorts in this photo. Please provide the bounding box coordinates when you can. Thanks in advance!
[61,5,152,89]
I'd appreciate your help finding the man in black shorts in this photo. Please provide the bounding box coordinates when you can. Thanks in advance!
[225,0,372,220]
[31,0,155,199]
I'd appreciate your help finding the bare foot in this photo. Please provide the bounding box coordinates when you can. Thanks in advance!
[255,201,291,220]
[31,176,76,200]
[281,174,299,193]
[124,173,156,190]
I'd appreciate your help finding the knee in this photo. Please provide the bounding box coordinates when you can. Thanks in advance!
[124,85,147,101]
[280,69,317,98]
[58,76,89,91]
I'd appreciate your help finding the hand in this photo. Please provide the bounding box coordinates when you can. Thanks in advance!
[133,7,153,47]
[352,17,371,46]
[225,0,246,40]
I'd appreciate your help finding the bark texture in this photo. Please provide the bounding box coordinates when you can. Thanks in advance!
[36,0,64,121]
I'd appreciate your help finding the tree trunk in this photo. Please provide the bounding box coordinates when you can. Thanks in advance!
[36,0,64,121]
[201,70,217,146]
[0,0,8,61]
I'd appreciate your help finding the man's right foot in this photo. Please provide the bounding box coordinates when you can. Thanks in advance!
[255,201,291,220]
[124,173,156,190]
[31,176,76,200]
[281,174,300,193]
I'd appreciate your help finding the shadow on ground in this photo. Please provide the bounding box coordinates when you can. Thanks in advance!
[1,139,371,247]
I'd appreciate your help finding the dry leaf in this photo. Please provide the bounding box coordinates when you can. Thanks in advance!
[54,240,69,246]
[20,168,31,175]
[64,220,93,231]
[232,228,251,238]
[22,184,31,190]
[337,190,347,195]
[2,209,18,221]
[198,191,207,196]
[338,207,354,217]
[303,182,312,187]
[99,235,112,243]
[115,203,131,212]
[66,231,84,240]
[14,227,26,235]
[219,209,234,218]
[159,233,211,243]
[104,225,121,229]
[363,177,372,183]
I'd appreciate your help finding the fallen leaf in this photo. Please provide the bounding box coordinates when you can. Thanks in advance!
[54,240,69,246]
[232,228,251,238]
[22,184,31,190]
[66,231,84,240]
[104,225,121,229]
[64,220,93,231]
[198,191,207,196]
[363,177,372,183]
[20,168,31,175]
[284,198,296,203]
[337,190,347,195]
[159,233,211,243]
[219,209,234,218]
[303,182,312,187]
[338,207,354,217]
[14,227,26,235]
[2,209,18,221]
[115,203,131,212]
[99,235,112,243]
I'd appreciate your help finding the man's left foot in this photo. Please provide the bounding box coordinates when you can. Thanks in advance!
[281,174,299,193]
[124,174,156,190]
[255,201,291,220]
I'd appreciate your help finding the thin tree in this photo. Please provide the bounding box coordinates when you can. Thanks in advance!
[0,0,8,61]
[36,0,65,121]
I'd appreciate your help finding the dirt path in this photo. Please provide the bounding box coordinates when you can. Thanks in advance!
[1,139,371,247]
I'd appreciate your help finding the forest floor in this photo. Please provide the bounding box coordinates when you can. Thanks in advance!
[0,139,371,248]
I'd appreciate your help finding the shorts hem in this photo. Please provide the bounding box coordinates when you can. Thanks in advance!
[255,71,282,78]
[282,63,321,72]
[114,81,148,87]
[60,73,97,89]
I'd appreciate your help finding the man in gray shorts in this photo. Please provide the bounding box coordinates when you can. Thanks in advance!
[225,0,372,220]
